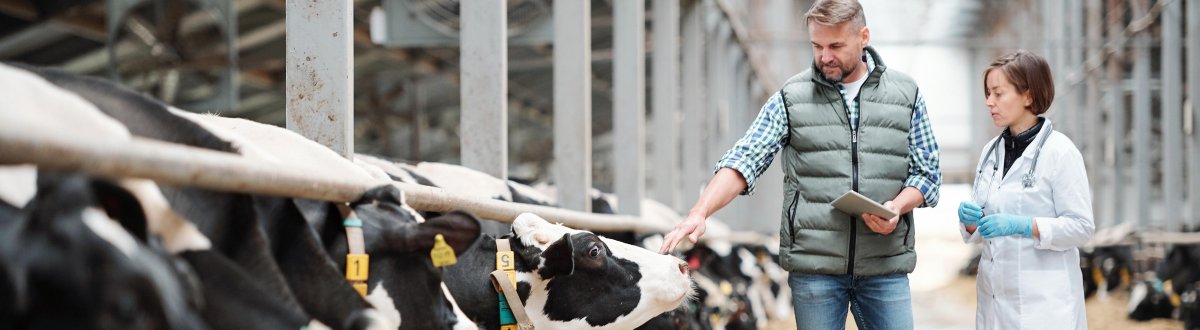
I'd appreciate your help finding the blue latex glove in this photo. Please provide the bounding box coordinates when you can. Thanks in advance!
[977,213,1034,238]
[957,202,983,226]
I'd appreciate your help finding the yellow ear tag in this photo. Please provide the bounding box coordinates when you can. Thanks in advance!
[720,280,733,296]
[431,234,458,267]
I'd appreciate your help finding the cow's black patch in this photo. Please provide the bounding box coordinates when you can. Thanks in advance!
[540,233,642,325]
[179,250,309,329]
[517,281,532,306]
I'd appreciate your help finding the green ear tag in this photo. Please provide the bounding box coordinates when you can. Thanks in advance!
[431,233,458,267]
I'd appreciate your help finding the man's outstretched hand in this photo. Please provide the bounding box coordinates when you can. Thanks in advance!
[658,213,707,254]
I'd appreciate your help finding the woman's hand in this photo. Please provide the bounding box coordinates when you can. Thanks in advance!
[977,213,1034,238]
[958,201,983,226]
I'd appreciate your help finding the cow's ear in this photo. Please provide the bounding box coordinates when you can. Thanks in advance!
[89,179,148,242]
[425,211,481,255]
[539,233,575,277]
[394,210,482,255]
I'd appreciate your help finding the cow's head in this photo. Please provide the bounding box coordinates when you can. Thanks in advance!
[303,185,482,329]
[0,173,205,329]
[509,213,692,329]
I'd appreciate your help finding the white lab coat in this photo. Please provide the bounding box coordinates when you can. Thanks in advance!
[960,119,1095,330]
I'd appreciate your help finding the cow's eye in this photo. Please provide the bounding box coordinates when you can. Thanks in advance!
[589,245,601,258]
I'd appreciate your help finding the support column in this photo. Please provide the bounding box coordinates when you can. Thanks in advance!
[1189,0,1200,228]
[652,0,682,211]
[1068,0,1083,144]
[1085,0,1104,223]
[1106,0,1125,228]
[554,0,592,212]
[1132,0,1151,229]
[680,1,706,209]
[286,0,353,158]
[613,0,645,216]
[1161,0,1183,230]
[460,0,507,179]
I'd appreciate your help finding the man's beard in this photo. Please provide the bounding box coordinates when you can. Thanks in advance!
[819,60,859,83]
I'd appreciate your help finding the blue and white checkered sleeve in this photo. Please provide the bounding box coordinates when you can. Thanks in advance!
[905,90,942,207]
[714,92,789,195]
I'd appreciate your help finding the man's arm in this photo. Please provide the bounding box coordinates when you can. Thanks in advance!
[658,168,748,254]
[904,90,942,207]
[659,92,789,254]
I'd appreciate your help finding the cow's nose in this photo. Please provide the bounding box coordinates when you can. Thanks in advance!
[678,262,688,275]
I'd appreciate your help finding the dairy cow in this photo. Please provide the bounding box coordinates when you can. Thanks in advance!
[0,172,208,329]
[9,63,483,329]
[443,213,693,329]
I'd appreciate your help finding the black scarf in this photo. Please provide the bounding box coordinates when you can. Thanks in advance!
[1000,117,1045,176]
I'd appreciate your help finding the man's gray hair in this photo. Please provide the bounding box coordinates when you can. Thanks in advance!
[804,0,867,29]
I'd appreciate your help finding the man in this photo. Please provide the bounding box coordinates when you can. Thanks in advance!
[658,1,941,329]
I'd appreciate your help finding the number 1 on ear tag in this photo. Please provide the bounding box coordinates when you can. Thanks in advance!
[431,234,458,267]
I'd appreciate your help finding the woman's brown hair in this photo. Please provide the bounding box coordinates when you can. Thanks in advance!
[983,50,1055,115]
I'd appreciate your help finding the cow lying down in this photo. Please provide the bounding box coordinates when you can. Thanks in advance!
[443,213,694,329]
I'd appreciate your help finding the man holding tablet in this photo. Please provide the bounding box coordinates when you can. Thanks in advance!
[658,1,941,329]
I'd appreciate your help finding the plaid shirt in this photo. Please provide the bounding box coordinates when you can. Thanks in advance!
[715,52,942,207]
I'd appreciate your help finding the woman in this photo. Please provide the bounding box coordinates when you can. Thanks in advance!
[958,50,1094,329]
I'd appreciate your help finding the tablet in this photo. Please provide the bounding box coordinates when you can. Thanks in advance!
[831,190,898,219]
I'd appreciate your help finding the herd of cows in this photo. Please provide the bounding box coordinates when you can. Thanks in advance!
[1083,244,1200,328]
[0,62,795,329]
[961,240,1200,328]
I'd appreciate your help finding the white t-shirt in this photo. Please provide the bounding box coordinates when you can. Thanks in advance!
[840,71,868,105]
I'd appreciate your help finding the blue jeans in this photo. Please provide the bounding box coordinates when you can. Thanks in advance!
[789,272,913,330]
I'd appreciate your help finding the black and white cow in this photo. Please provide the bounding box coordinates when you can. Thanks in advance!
[1,62,310,329]
[443,213,694,329]
[0,172,208,329]
[8,63,484,329]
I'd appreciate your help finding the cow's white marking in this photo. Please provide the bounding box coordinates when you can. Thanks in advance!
[174,111,378,187]
[412,162,511,201]
[353,154,419,184]
[0,165,36,208]
[358,308,395,330]
[305,319,332,330]
[442,283,479,330]
[512,213,693,329]
[0,64,131,145]
[364,281,401,329]
[118,179,211,253]
[81,207,139,258]
[352,158,392,182]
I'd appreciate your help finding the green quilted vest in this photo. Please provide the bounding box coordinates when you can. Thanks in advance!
[778,46,919,276]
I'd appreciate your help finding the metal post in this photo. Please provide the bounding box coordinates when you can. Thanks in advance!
[680,1,706,209]
[1189,0,1200,229]
[1068,0,1083,143]
[1085,0,1103,224]
[1107,0,1125,228]
[285,0,353,158]
[554,0,592,212]
[613,0,645,216]
[460,0,507,179]
[1161,0,1183,231]
[652,0,682,211]
[705,9,724,168]
[1132,0,1151,229]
